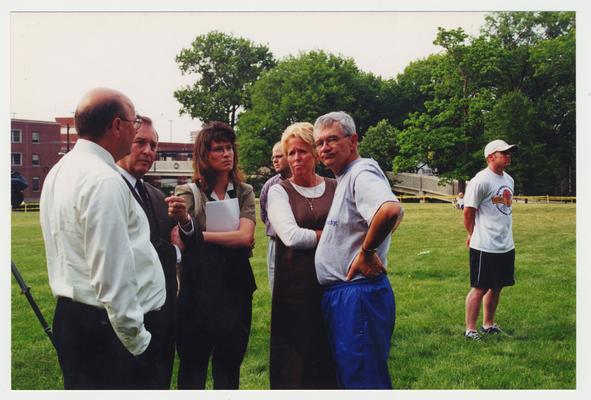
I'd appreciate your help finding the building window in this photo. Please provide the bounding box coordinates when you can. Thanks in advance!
[32,131,40,143]
[32,177,40,192]
[11,153,22,166]
[11,129,22,143]
[32,154,40,166]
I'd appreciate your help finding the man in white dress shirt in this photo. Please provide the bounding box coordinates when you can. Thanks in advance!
[40,88,166,389]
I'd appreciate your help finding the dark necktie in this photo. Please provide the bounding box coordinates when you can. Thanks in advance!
[135,179,157,234]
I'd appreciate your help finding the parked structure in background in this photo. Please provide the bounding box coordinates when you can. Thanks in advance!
[11,117,195,201]
[54,117,77,154]
[388,172,460,200]
[10,119,61,202]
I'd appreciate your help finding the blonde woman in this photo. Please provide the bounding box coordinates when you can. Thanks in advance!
[267,122,337,389]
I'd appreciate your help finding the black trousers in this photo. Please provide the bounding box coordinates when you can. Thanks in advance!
[52,297,163,390]
[141,300,176,389]
[176,295,252,389]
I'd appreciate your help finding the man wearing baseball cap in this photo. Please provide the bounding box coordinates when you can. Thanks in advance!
[463,139,518,340]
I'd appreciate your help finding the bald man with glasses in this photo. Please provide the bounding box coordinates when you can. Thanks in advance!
[40,88,166,389]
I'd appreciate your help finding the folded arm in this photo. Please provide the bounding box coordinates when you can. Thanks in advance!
[203,217,255,248]
[267,184,317,248]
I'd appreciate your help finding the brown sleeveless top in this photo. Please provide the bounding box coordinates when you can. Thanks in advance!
[274,177,337,285]
[282,177,337,228]
[270,176,338,389]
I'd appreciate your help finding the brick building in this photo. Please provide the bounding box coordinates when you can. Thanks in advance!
[53,116,193,163]
[11,117,194,201]
[11,119,62,202]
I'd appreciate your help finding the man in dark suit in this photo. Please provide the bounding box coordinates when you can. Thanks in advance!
[116,115,180,389]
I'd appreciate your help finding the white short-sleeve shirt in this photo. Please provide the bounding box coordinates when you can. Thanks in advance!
[464,167,515,253]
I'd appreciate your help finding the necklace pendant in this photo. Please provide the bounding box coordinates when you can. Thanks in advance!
[305,196,314,212]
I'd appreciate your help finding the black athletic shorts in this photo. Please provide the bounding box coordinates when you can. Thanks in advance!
[469,248,515,289]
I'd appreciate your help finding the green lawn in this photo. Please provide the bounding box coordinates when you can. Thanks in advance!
[11,203,576,389]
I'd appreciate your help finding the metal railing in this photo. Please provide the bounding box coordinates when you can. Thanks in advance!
[12,202,40,212]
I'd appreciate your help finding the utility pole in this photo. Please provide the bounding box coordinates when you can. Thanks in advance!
[169,120,173,143]
[66,123,70,152]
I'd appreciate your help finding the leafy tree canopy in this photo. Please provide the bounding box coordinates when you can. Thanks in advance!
[174,31,275,127]
[358,119,399,173]
[394,11,575,194]
[236,50,389,173]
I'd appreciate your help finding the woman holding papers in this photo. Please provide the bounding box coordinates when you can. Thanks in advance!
[267,122,338,389]
[171,121,256,389]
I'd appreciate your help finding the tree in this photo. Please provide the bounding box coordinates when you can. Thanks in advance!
[483,11,576,194]
[389,54,443,129]
[358,120,399,173]
[174,31,275,127]
[394,28,503,187]
[483,90,554,194]
[527,27,576,194]
[236,50,390,173]
[394,12,575,195]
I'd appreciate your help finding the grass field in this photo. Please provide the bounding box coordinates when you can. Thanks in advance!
[10,203,576,390]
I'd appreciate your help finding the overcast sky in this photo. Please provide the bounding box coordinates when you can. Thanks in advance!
[10,11,488,143]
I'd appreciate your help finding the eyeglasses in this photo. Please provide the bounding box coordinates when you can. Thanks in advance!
[314,135,345,149]
[119,115,143,131]
[499,150,512,156]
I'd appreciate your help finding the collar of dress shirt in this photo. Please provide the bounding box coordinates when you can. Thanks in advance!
[116,165,139,188]
[210,181,234,201]
[74,138,118,171]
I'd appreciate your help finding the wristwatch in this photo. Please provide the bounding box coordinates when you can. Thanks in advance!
[361,246,377,255]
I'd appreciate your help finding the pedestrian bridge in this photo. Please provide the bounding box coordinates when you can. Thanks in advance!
[387,172,460,201]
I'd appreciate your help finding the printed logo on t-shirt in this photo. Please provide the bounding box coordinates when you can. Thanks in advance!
[491,185,513,215]
[326,219,339,227]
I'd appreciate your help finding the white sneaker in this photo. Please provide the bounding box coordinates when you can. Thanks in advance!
[464,330,481,340]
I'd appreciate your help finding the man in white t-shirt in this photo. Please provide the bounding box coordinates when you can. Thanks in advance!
[463,139,518,340]
[455,192,465,209]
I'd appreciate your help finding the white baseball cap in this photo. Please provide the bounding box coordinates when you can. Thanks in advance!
[484,139,518,158]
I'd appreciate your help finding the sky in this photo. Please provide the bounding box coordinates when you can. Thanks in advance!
[9,11,488,143]
[3,0,591,398]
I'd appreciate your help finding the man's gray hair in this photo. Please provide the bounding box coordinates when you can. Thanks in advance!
[313,111,356,137]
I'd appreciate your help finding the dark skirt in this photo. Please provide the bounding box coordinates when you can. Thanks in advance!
[269,244,337,389]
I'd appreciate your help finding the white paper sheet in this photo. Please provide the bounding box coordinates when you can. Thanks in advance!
[205,198,240,232]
